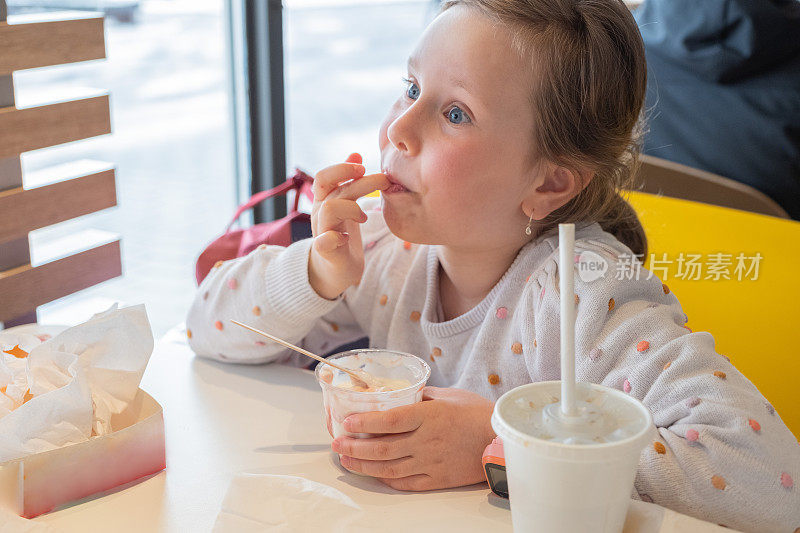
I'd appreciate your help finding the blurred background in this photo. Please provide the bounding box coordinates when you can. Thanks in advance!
[7,0,438,336]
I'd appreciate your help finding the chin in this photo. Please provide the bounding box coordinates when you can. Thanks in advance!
[381,196,431,245]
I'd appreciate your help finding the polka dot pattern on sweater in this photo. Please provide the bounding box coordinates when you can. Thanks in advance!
[711,475,727,490]
[637,341,650,352]
[215,321,223,331]
[686,429,699,442]
[653,442,666,454]
[410,311,421,322]
[713,371,727,379]
[496,307,508,319]
[511,342,523,355]
[488,374,500,385]
[623,379,631,393]
[379,294,388,306]
[403,241,412,250]
[227,278,238,290]
[781,472,793,489]
[749,419,761,432]
[252,306,261,316]
[608,298,615,311]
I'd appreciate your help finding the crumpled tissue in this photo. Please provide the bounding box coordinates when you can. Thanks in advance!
[0,304,153,463]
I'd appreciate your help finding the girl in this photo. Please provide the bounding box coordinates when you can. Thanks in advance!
[187,1,800,530]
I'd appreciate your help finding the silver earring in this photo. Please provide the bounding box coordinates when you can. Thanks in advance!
[525,212,534,236]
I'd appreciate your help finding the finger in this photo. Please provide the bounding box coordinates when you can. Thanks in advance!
[345,153,362,164]
[340,455,418,479]
[332,433,410,461]
[316,198,368,232]
[329,172,391,201]
[421,386,448,401]
[313,230,349,255]
[343,403,424,435]
[314,163,366,199]
[378,474,434,492]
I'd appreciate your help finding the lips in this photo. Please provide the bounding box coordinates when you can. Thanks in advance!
[381,168,411,194]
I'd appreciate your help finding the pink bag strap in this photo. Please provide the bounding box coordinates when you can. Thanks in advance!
[226,169,314,231]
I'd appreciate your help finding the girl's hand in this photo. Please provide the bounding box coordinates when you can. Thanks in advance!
[330,387,496,491]
[308,153,390,300]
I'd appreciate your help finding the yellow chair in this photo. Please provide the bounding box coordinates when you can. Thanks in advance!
[628,191,800,438]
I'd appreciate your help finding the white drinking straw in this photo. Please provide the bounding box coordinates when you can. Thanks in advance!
[559,223,577,417]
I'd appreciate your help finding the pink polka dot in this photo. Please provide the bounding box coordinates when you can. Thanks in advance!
[749,419,761,432]
[365,241,377,250]
[686,429,699,442]
[686,397,701,408]
[227,278,238,290]
[589,348,602,361]
[496,307,508,319]
[780,472,793,489]
[637,341,650,352]
[540,287,545,301]
[255,341,266,346]
[623,379,631,393]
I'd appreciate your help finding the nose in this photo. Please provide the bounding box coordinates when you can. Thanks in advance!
[386,104,421,156]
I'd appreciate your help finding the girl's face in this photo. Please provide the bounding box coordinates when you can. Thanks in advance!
[379,5,538,250]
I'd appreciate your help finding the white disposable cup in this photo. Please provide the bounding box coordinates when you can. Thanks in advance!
[315,349,430,442]
[491,381,654,533]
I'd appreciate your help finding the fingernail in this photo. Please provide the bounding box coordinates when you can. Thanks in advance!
[356,165,366,174]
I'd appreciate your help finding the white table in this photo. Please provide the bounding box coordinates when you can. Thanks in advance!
[22,325,729,532]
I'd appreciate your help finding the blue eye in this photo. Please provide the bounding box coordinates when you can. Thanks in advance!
[447,106,470,125]
[402,77,420,100]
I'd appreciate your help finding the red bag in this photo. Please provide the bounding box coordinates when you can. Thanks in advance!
[195,169,314,284]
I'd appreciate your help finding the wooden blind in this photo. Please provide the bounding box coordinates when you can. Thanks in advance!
[0,6,120,326]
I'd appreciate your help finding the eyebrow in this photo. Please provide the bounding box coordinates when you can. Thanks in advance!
[406,55,472,92]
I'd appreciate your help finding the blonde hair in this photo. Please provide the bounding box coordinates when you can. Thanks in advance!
[441,0,648,256]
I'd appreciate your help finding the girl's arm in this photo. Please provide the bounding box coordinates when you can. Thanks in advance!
[533,239,800,533]
[186,237,363,366]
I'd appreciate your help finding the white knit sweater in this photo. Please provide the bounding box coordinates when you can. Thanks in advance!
[187,200,800,532]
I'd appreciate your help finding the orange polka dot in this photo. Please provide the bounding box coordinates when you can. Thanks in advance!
[511,342,523,355]
[663,361,672,370]
[526,275,531,283]
[410,311,421,322]
[215,321,223,331]
[711,475,726,490]
[574,294,580,305]
[432,347,442,357]
[608,298,615,311]
[214,260,224,269]
[488,374,500,385]
[331,323,339,332]
[533,339,538,348]
[713,371,727,379]
[637,341,650,352]
[662,283,670,295]
[403,241,412,250]
[379,294,388,306]
[252,306,261,316]
[749,419,761,432]
[653,442,666,454]
[186,329,193,339]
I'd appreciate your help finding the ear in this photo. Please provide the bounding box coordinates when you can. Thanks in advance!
[522,161,594,220]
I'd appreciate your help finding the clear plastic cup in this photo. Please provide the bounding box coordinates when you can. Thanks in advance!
[491,381,654,533]
[314,349,431,441]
